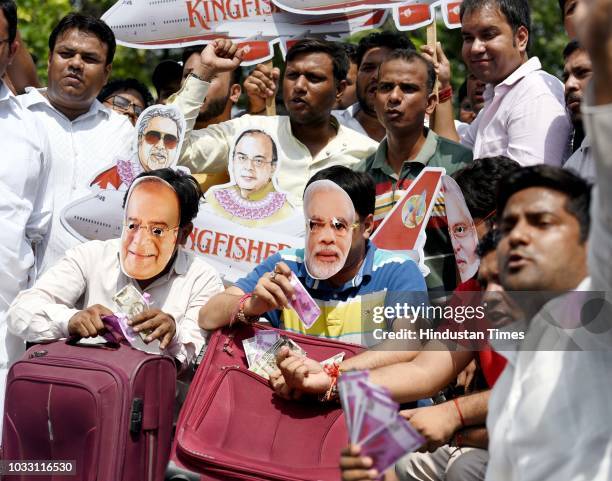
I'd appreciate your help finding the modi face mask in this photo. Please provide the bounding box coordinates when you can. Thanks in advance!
[303,180,357,280]
[120,176,181,280]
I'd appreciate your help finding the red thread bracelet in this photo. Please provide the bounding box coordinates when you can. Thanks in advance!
[438,86,453,103]
[453,398,466,427]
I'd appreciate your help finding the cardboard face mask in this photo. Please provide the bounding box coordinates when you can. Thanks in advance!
[303,180,356,280]
[120,176,181,280]
[135,105,186,172]
[443,176,480,282]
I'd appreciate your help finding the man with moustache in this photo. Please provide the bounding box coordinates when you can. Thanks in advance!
[562,40,594,182]
[17,13,133,271]
[428,0,571,167]
[332,31,415,141]
[361,49,473,292]
[8,169,223,370]
[199,165,427,346]
[171,38,377,207]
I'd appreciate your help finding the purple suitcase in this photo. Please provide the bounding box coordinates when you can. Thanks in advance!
[2,338,176,481]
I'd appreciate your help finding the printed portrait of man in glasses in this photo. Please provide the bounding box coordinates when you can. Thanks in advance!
[205,129,295,228]
[89,105,186,191]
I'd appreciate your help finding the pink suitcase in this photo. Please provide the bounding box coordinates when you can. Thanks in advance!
[169,323,364,481]
[2,336,176,481]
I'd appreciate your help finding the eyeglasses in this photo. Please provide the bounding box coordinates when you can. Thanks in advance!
[144,130,178,149]
[234,153,274,167]
[123,222,179,239]
[105,95,144,116]
[306,217,359,237]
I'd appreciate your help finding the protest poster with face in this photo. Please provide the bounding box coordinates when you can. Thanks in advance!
[442,175,480,282]
[204,128,298,229]
[60,117,304,284]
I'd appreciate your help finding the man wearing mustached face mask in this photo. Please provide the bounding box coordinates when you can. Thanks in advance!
[8,169,223,370]
[200,165,428,347]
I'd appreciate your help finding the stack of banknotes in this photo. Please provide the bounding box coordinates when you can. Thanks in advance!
[242,330,345,380]
[339,371,425,474]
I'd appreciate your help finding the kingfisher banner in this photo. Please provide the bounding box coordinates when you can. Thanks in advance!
[101,0,386,65]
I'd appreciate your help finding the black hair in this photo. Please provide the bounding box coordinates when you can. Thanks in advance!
[381,48,436,95]
[285,38,349,85]
[151,60,183,96]
[356,31,416,67]
[181,46,242,85]
[233,129,278,164]
[123,168,203,228]
[460,0,531,50]
[563,39,582,60]
[49,13,116,65]
[342,42,359,64]
[0,0,17,44]
[97,78,154,107]
[559,0,567,19]
[497,165,591,242]
[305,166,375,219]
[476,228,502,257]
[452,156,520,224]
[458,81,468,103]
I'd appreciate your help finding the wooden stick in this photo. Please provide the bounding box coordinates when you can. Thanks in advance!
[426,10,439,97]
[263,60,276,116]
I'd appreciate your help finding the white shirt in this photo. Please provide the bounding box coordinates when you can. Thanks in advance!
[7,239,224,367]
[0,80,52,431]
[564,136,595,184]
[485,99,612,481]
[332,103,370,138]
[18,88,134,272]
[170,76,378,206]
[462,57,571,167]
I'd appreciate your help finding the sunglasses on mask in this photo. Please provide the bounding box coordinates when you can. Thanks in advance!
[144,130,178,149]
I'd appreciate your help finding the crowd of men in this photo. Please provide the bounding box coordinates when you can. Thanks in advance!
[1,0,612,479]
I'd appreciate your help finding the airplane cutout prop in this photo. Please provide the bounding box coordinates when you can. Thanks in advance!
[101,0,386,65]
[371,167,445,275]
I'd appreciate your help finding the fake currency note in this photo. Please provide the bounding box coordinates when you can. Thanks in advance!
[255,330,280,352]
[249,336,306,380]
[242,337,261,368]
[112,285,152,341]
[288,272,321,329]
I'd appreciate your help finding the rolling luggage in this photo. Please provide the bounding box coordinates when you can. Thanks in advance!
[2,332,176,481]
[169,323,364,481]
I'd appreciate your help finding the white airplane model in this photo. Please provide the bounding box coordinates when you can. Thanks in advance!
[102,0,387,64]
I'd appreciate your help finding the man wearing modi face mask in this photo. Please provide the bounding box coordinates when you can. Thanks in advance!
[200,165,429,346]
[8,169,223,370]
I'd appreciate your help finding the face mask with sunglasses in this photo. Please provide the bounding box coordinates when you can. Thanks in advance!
[143,130,179,150]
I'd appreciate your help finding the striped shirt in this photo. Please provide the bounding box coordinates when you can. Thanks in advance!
[235,242,428,347]
[359,129,473,294]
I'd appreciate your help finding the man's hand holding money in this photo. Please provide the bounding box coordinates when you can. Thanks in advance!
[272,346,332,397]
[129,308,176,349]
[68,304,114,338]
[244,262,296,318]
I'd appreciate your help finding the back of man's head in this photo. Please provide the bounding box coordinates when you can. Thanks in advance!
[356,31,415,67]
[49,13,116,65]
[452,156,521,224]
[0,0,17,44]
[460,0,531,45]
[305,166,375,220]
[286,39,349,85]
[124,169,202,228]
[497,165,591,242]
